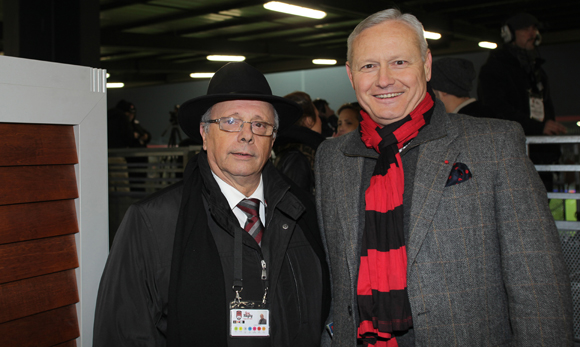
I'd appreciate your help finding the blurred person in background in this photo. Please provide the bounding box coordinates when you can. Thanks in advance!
[274,91,326,195]
[431,57,495,118]
[314,98,338,137]
[334,103,362,137]
[478,12,566,191]
[107,99,151,192]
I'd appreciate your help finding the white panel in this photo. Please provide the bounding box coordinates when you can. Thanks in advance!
[0,55,109,347]
[75,95,108,346]
[0,55,94,90]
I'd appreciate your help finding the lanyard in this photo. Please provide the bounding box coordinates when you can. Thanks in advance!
[232,226,269,305]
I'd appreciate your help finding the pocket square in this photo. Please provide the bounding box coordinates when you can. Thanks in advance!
[445,162,472,187]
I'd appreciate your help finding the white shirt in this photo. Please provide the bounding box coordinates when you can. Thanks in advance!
[212,172,266,228]
[453,98,477,114]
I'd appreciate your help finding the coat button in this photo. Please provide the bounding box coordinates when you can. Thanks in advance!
[348,305,353,316]
[282,224,288,229]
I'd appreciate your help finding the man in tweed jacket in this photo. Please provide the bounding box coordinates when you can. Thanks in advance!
[315,8,573,347]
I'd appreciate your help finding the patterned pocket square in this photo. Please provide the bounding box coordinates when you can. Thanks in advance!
[445,162,472,187]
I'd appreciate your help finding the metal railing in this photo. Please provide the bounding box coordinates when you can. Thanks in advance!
[107,146,201,244]
[527,135,580,340]
[108,146,202,196]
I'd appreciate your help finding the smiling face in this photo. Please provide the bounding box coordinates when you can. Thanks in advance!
[200,99,275,194]
[336,108,360,136]
[346,20,432,126]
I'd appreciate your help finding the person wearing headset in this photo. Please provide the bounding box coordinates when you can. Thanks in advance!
[478,12,566,191]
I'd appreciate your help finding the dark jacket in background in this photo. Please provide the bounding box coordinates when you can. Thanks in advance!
[456,99,497,119]
[107,108,151,149]
[478,45,555,135]
[107,108,135,148]
[93,152,330,347]
[320,115,338,138]
[273,125,326,195]
[478,45,560,191]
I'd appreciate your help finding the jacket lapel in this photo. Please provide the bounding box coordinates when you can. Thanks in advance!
[339,132,379,287]
[406,106,460,267]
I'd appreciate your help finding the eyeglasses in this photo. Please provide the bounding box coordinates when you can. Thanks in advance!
[204,117,277,136]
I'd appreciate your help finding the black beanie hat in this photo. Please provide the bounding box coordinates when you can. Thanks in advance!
[430,58,475,98]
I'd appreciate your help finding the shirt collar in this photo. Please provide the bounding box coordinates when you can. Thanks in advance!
[453,98,477,114]
[211,171,266,210]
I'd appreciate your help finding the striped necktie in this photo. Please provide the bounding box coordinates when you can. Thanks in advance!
[237,198,264,245]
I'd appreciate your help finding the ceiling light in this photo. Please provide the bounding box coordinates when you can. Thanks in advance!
[264,1,326,19]
[424,31,441,40]
[313,59,337,65]
[478,41,497,49]
[576,121,580,127]
[106,82,124,88]
[207,55,246,62]
[190,73,215,78]
[106,73,110,78]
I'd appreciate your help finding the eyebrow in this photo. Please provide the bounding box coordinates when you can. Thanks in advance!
[225,112,268,121]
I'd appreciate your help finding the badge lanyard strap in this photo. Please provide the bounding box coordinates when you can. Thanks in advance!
[232,227,269,305]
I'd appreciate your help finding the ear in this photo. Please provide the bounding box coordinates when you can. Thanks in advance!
[346,62,355,90]
[303,116,315,129]
[200,124,207,151]
[424,49,433,81]
[268,135,275,158]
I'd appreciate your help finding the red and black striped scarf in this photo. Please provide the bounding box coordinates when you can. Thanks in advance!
[357,88,435,346]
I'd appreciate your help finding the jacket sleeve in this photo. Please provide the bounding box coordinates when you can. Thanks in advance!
[478,63,545,136]
[93,204,166,347]
[494,122,574,345]
[314,143,334,347]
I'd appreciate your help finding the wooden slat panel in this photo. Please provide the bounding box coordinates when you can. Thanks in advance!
[0,304,79,347]
[52,341,76,347]
[0,270,79,324]
[0,200,78,245]
[0,165,78,206]
[0,124,77,167]
[0,235,78,284]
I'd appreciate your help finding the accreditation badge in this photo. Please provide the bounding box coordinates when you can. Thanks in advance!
[529,96,545,122]
[229,302,270,337]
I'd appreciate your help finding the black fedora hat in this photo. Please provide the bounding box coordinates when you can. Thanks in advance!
[178,62,302,143]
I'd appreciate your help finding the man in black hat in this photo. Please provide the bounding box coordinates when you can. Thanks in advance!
[431,57,495,118]
[93,62,330,347]
[478,13,566,190]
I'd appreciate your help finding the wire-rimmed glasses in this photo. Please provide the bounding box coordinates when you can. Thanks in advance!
[204,117,277,136]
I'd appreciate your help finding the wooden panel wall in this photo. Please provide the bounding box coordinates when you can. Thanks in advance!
[0,123,80,347]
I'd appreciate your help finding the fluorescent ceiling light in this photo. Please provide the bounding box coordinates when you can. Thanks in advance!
[106,82,124,88]
[312,59,337,65]
[190,73,215,78]
[478,41,497,49]
[264,1,326,19]
[424,31,441,40]
[207,55,246,62]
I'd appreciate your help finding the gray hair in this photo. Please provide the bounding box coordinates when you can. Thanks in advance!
[347,9,428,63]
[200,104,280,139]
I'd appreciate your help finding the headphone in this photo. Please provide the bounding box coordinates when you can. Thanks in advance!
[501,23,542,46]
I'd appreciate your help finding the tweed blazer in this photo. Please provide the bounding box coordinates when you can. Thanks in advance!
[315,101,573,347]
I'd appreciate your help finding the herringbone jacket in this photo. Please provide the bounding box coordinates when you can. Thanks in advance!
[315,101,573,347]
